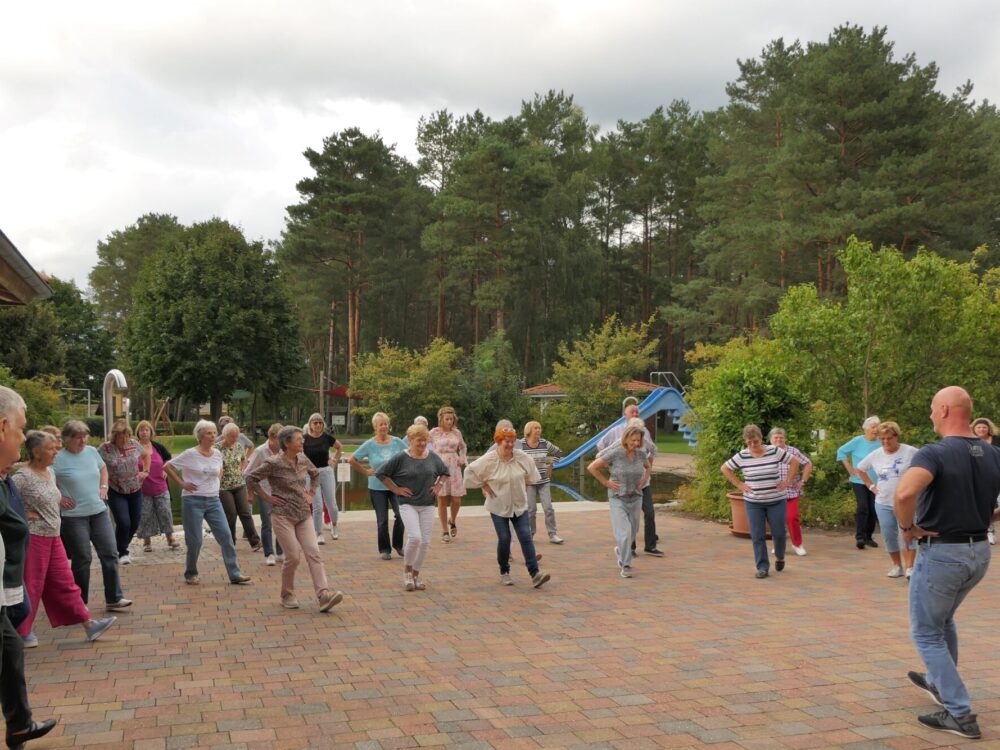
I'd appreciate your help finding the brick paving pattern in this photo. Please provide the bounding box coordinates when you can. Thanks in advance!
[20,504,1000,748]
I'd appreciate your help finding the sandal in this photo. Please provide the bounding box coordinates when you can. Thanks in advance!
[441,532,451,543]
[143,543,153,553]
[449,521,457,538]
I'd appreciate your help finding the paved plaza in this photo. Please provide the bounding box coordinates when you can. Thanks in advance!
[20,503,1000,749]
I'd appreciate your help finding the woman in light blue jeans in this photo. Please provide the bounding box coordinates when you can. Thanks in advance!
[302,414,342,543]
[857,421,919,578]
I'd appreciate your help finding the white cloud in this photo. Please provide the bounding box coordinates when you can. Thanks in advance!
[1,0,998,287]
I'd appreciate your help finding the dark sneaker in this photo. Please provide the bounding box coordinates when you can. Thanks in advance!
[644,548,664,557]
[775,559,785,572]
[106,598,133,611]
[229,575,252,585]
[907,671,944,707]
[755,570,769,579]
[865,538,879,548]
[917,709,980,739]
[6,718,58,750]
[856,540,866,550]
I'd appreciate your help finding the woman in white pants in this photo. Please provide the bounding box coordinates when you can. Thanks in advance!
[376,424,449,592]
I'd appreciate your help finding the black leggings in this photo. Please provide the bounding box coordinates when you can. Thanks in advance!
[852,483,877,542]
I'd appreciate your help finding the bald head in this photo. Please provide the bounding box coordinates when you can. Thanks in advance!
[930,386,975,437]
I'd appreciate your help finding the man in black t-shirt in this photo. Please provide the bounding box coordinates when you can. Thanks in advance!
[895,386,1000,740]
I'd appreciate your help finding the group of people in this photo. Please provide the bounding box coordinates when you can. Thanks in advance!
[721,386,1000,740]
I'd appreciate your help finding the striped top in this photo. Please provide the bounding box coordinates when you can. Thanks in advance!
[724,446,792,503]
[515,438,562,485]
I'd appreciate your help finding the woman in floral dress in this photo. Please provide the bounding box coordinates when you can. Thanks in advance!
[428,406,467,543]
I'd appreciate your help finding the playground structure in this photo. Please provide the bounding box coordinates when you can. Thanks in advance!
[553,385,696,471]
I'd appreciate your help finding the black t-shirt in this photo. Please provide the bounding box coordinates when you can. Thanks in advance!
[303,432,337,469]
[911,437,1000,535]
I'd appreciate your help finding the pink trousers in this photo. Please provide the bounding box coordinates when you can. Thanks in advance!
[17,534,92,636]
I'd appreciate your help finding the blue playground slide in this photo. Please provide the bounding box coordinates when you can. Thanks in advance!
[552,386,695,471]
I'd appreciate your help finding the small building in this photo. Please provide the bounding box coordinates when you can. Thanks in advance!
[0,228,52,305]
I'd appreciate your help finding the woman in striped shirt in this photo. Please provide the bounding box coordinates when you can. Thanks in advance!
[721,424,800,579]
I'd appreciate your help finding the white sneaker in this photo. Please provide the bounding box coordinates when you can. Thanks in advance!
[317,535,326,545]
[500,573,513,586]
[887,565,904,578]
[119,554,131,565]
[549,535,564,544]
[404,573,415,592]
[613,546,622,569]
[905,567,913,579]
[265,555,276,566]
[793,545,807,556]
[331,528,339,540]
[989,530,996,545]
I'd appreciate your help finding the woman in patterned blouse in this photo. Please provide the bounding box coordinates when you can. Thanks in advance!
[246,426,343,612]
[98,419,146,565]
[218,422,261,552]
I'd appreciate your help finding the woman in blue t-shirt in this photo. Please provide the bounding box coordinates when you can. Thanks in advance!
[349,412,407,559]
[836,416,882,550]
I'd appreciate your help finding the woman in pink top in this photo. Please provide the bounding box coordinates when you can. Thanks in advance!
[135,420,180,552]
[429,406,467,543]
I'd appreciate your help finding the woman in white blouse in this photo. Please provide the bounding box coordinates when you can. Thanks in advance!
[464,426,550,589]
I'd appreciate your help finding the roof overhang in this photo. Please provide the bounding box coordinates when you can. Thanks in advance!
[0,228,52,306]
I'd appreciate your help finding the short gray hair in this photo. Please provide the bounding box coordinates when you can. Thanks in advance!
[862,416,880,429]
[0,386,26,420]
[767,427,786,440]
[61,419,90,440]
[218,415,234,428]
[413,416,428,427]
[25,430,58,458]
[194,420,217,440]
[495,419,513,431]
[221,422,241,438]
[278,425,303,451]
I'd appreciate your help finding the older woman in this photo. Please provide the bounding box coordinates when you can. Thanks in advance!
[244,423,285,565]
[135,420,180,552]
[466,427,550,588]
[972,418,997,544]
[589,424,651,579]
[722,424,800,578]
[164,420,251,586]
[837,416,882,550]
[518,421,564,544]
[98,419,146,564]
[246,426,343,612]
[429,406,467,542]
[52,420,132,611]
[349,412,407,559]
[219,422,261,552]
[857,421,919,578]
[303,414,342,544]
[767,428,812,556]
[377,424,450,591]
[14,431,117,646]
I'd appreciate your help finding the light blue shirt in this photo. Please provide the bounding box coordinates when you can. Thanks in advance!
[353,436,407,492]
[836,435,881,484]
[53,445,107,517]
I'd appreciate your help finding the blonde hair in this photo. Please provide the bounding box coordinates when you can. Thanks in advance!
[522,420,541,437]
[267,422,283,439]
[136,420,155,439]
[621,424,646,448]
[110,418,132,443]
[406,424,430,441]
[372,412,390,429]
[437,406,457,424]
[972,417,997,437]
[878,421,901,438]
[742,424,763,442]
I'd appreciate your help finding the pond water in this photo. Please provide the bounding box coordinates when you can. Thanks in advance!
[168,465,689,521]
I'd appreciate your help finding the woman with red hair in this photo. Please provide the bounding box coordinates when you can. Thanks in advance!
[464,426,551,588]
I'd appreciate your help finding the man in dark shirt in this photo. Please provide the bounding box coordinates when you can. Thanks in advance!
[0,385,57,749]
[895,386,1000,740]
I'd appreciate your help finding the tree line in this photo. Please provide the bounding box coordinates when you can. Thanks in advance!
[2,24,998,436]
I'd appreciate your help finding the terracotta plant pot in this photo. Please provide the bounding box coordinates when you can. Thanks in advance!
[727,492,772,539]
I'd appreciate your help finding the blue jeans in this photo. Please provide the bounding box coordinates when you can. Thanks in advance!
[107,487,143,558]
[909,539,990,717]
[371,490,403,554]
[491,511,539,577]
[181,495,243,581]
[60,510,124,604]
[745,500,787,573]
[311,467,339,533]
[253,491,283,558]
[873,503,917,555]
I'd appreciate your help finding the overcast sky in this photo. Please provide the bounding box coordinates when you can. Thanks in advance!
[3,0,998,288]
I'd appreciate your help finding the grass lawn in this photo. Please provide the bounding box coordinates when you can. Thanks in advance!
[656,431,694,455]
